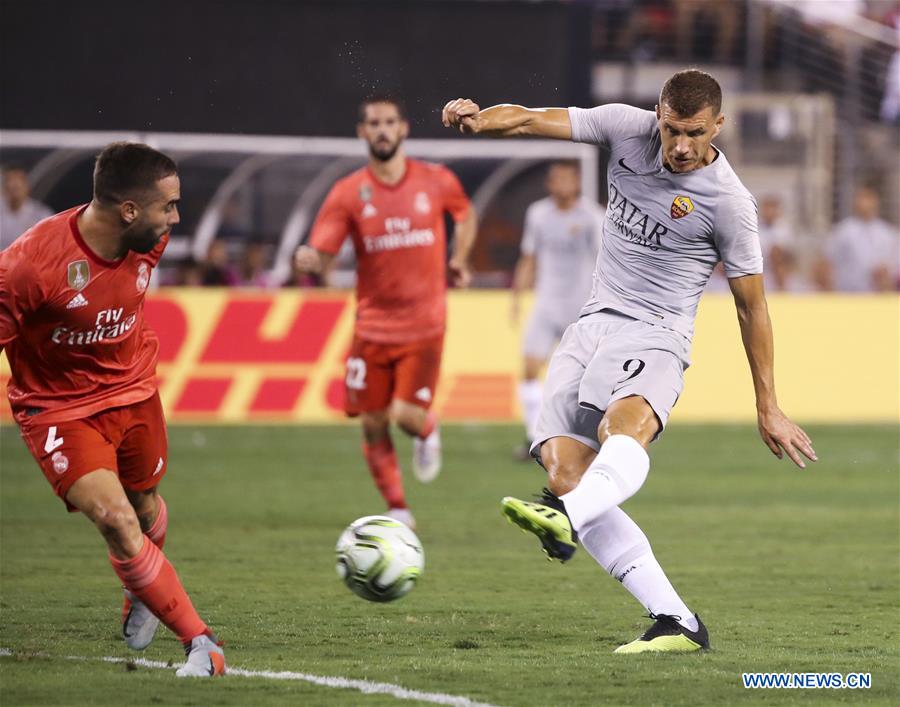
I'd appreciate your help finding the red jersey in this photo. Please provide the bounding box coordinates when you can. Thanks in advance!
[310,159,471,344]
[0,205,165,425]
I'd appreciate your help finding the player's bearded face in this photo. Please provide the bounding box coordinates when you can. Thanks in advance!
[122,175,181,253]
[656,104,723,173]
[359,104,408,162]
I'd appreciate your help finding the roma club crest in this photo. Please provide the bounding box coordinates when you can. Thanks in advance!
[670,195,695,220]
[67,260,90,290]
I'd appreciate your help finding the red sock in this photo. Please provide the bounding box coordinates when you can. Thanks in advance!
[110,538,207,643]
[362,437,406,509]
[146,496,168,549]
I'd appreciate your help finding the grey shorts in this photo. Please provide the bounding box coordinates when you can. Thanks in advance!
[531,310,691,457]
[522,306,579,360]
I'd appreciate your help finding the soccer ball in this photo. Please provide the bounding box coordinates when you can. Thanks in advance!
[335,515,424,602]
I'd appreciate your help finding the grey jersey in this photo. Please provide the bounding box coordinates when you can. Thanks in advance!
[569,104,762,341]
[521,197,603,314]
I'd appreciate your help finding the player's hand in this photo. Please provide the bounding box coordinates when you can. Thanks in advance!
[757,406,817,469]
[448,259,471,288]
[294,246,323,275]
[442,99,482,134]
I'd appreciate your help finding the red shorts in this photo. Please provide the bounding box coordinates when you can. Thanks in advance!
[19,392,168,511]
[344,334,444,416]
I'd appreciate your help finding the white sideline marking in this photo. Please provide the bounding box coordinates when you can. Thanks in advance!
[0,648,498,707]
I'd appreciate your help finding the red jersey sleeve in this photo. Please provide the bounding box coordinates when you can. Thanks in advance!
[437,166,471,222]
[310,181,355,255]
[0,253,42,349]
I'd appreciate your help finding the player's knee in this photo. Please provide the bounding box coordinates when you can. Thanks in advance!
[599,397,659,447]
[394,410,424,437]
[389,401,427,437]
[91,497,142,555]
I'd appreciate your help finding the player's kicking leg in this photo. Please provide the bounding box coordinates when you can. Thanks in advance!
[66,470,225,676]
[502,435,593,562]
[505,397,708,652]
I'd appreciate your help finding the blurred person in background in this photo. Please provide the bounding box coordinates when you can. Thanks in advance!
[239,240,276,288]
[200,238,239,286]
[1,165,52,250]
[444,69,815,655]
[757,194,805,292]
[879,10,900,123]
[295,95,477,531]
[815,185,899,291]
[170,256,203,287]
[511,160,603,461]
[673,0,739,63]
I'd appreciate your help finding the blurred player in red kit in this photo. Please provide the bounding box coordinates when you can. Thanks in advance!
[0,143,225,677]
[295,96,477,530]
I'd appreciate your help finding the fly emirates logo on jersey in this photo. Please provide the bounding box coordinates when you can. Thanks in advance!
[51,306,138,346]
[363,217,436,254]
[607,183,669,252]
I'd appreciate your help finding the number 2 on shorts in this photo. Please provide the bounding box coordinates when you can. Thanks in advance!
[346,357,367,390]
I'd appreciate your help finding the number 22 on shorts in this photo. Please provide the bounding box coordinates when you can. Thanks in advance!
[346,357,367,390]
[44,425,64,454]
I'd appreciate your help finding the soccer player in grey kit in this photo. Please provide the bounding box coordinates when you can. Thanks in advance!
[511,161,603,460]
[442,70,817,653]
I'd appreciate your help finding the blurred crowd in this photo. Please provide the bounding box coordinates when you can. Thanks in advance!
[2,166,896,293]
[591,0,900,123]
[2,0,897,294]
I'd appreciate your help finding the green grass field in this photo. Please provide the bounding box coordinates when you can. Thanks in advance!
[1,423,897,706]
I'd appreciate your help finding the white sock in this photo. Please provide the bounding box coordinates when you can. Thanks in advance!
[518,379,543,441]
[580,507,698,631]
[560,434,649,534]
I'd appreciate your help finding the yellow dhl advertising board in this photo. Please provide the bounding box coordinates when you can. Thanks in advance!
[0,290,897,423]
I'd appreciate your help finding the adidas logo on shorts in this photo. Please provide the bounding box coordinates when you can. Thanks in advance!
[66,293,89,309]
[414,387,432,402]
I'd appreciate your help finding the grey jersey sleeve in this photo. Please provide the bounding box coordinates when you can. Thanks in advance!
[714,190,763,278]
[568,104,655,149]
[520,203,540,256]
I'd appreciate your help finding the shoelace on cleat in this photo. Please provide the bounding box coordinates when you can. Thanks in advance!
[639,613,686,641]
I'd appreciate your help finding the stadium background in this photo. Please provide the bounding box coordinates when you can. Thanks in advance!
[1,0,897,425]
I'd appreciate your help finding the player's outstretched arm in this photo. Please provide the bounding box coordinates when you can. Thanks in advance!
[728,274,817,468]
[442,99,572,140]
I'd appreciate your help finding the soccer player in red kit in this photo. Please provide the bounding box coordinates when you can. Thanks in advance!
[0,143,225,677]
[295,96,477,530]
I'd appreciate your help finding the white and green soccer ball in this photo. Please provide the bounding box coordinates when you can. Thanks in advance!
[335,515,424,602]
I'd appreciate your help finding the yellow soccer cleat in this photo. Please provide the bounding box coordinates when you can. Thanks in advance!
[501,489,578,562]
[614,613,710,654]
